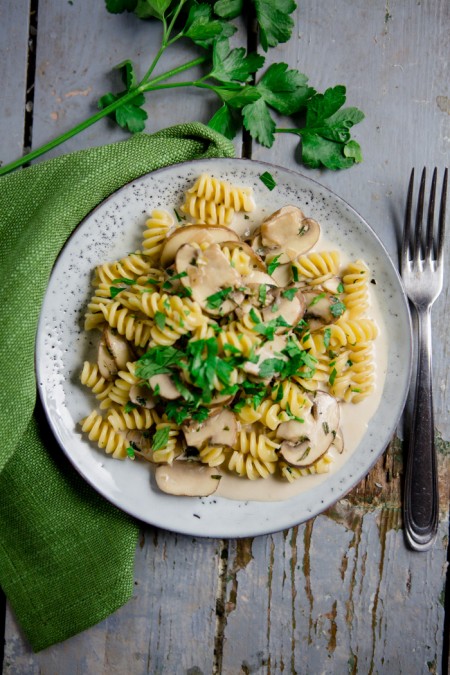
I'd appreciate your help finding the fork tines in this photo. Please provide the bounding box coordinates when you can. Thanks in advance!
[403,167,448,265]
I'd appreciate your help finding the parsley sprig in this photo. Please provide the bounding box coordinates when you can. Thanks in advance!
[0,0,364,177]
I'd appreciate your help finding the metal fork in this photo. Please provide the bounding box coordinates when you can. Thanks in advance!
[401,167,447,551]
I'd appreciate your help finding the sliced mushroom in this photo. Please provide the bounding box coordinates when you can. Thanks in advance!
[220,240,266,272]
[155,461,222,497]
[160,225,240,267]
[332,428,344,454]
[303,290,338,325]
[277,392,340,467]
[103,326,134,370]
[261,289,306,329]
[261,207,320,263]
[97,338,118,380]
[269,262,292,287]
[149,373,181,400]
[126,429,153,461]
[322,276,343,294]
[175,243,242,316]
[129,384,157,409]
[243,334,289,377]
[243,270,279,287]
[182,408,237,449]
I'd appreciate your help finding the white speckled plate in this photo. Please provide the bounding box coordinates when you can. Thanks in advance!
[36,158,412,538]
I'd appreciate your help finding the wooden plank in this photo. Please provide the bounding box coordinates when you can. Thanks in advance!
[4,530,223,674]
[0,0,31,167]
[30,0,245,160]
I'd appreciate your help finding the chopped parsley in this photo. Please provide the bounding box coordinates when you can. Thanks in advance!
[206,287,233,310]
[151,427,170,452]
[259,171,277,191]
[308,292,326,307]
[267,254,282,275]
[282,288,297,301]
[154,311,166,330]
[330,296,346,318]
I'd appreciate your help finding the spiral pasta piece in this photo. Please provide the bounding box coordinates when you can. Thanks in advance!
[292,251,340,285]
[180,193,235,225]
[107,406,155,431]
[80,410,128,459]
[216,322,261,358]
[327,318,378,349]
[270,380,311,417]
[99,302,153,347]
[94,253,153,286]
[198,445,228,467]
[342,260,370,317]
[221,246,253,275]
[228,431,279,480]
[141,209,174,260]
[80,362,115,409]
[108,366,140,406]
[187,174,254,211]
[280,453,333,482]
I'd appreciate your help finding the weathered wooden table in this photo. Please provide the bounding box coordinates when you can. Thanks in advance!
[1,1,449,673]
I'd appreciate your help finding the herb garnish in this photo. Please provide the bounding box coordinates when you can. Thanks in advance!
[259,171,277,191]
[0,2,364,177]
[267,254,282,275]
[206,287,233,310]
[151,427,170,452]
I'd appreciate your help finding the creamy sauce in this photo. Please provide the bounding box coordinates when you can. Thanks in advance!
[215,236,388,502]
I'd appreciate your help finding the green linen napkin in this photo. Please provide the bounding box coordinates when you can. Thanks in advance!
[0,122,235,651]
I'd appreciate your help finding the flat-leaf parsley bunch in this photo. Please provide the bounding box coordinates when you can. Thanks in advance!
[0,0,364,176]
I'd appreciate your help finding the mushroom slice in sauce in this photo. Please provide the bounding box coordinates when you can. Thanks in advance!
[277,392,340,467]
[160,225,240,267]
[261,289,306,330]
[155,462,221,497]
[129,384,157,409]
[126,430,153,461]
[97,337,118,380]
[303,290,339,325]
[243,334,288,377]
[175,242,242,316]
[149,373,181,400]
[182,408,237,449]
[261,206,320,263]
[103,326,134,370]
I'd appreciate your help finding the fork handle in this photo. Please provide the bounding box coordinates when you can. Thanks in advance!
[403,306,439,551]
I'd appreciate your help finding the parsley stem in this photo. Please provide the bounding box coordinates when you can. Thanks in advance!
[0,55,209,177]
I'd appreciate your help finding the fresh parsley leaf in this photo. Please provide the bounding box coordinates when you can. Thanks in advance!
[154,311,166,330]
[299,86,365,170]
[136,345,181,379]
[291,265,299,282]
[126,446,136,459]
[330,296,346,317]
[329,367,337,386]
[323,327,331,349]
[254,0,297,51]
[208,103,240,140]
[183,3,235,47]
[206,287,233,310]
[213,85,261,109]
[253,316,291,341]
[134,0,171,19]
[111,277,136,285]
[213,0,243,19]
[308,292,326,307]
[337,282,344,294]
[242,98,276,147]
[282,288,297,300]
[210,39,265,84]
[256,63,313,115]
[258,357,286,379]
[124,401,139,413]
[151,426,170,451]
[115,59,138,90]
[98,90,148,133]
[258,284,267,305]
[267,253,281,273]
